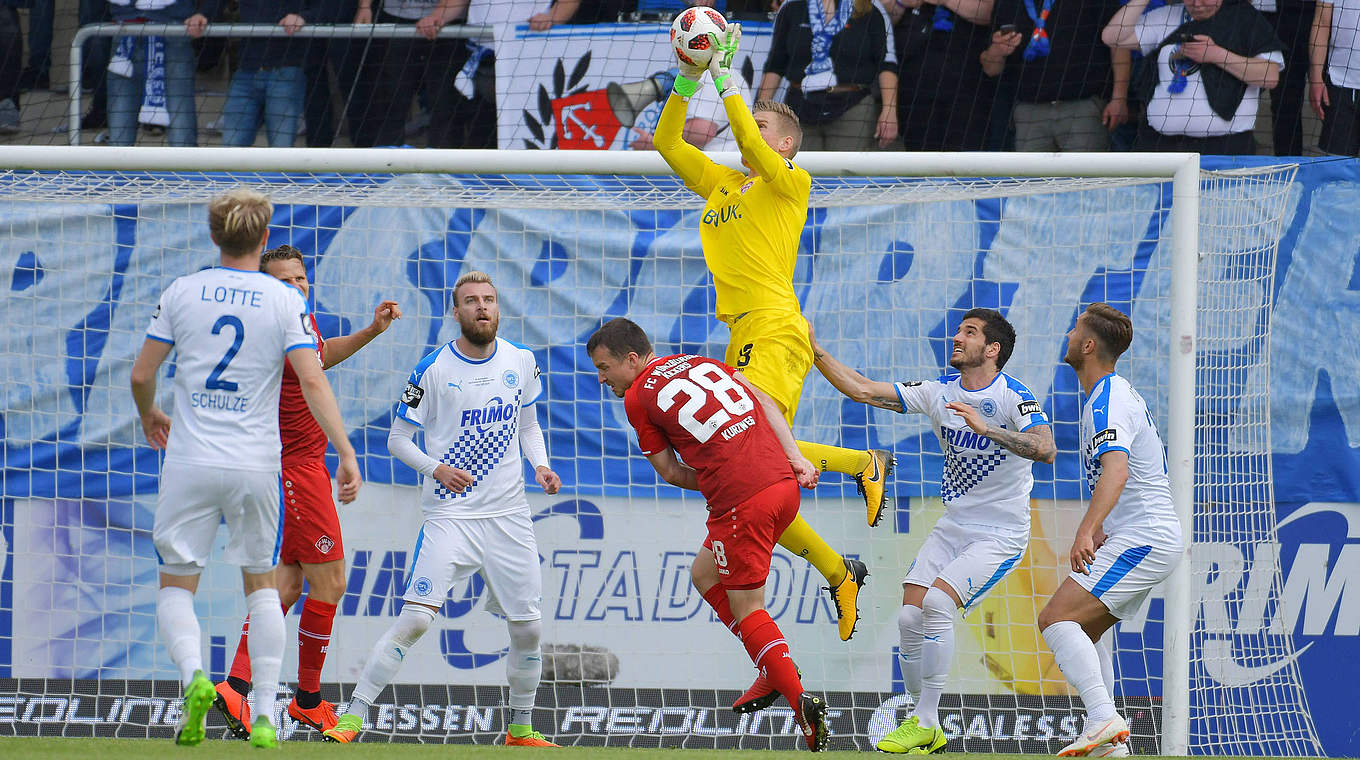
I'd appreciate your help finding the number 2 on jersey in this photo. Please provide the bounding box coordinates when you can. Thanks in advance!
[656,363,754,443]
[205,315,244,392]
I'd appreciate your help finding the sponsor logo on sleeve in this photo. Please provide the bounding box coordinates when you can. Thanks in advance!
[1092,428,1117,447]
[1018,400,1043,417]
[401,382,425,407]
[152,303,161,320]
[784,158,793,170]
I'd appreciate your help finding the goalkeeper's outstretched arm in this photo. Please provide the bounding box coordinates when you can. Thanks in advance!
[655,91,717,194]
[711,25,788,185]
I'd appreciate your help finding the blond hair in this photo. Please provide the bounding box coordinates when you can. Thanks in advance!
[208,188,273,257]
[753,100,803,157]
[453,270,496,300]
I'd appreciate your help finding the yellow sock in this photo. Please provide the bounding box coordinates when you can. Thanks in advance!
[796,440,872,475]
[777,513,847,585]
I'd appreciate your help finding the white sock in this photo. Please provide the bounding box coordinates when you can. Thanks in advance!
[246,588,285,727]
[914,587,956,729]
[897,603,925,700]
[1043,621,1117,724]
[506,619,543,719]
[347,604,436,719]
[157,586,202,686]
[1096,629,1115,698]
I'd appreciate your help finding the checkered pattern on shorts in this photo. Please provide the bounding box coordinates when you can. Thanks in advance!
[433,393,521,500]
[941,448,1007,502]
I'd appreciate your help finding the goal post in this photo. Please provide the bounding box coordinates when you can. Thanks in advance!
[0,147,1315,754]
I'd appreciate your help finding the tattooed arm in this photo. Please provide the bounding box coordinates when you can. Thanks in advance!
[810,331,905,412]
[945,401,1057,464]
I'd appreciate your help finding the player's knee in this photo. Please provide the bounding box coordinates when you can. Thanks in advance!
[1037,602,1063,631]
[304,562,347,604]
[897,602,924,634]
[690,555,720,592]
[507,618,542,652]
[392,603,437,646]
[921,586,956,622]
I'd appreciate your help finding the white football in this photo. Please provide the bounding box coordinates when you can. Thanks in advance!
[670,6,727,70]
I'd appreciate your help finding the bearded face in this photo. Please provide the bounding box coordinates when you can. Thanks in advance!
[452,282,500,346]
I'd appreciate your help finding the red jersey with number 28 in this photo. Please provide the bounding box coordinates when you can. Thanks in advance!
[278,312,328,467]
[623,354,793,510]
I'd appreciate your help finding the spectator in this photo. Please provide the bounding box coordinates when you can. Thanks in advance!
[981,0,1129,151]
[0,2,19,133]
[1309,0,1360,155]
[18,0,51,92]
[758,0,898,150]
[450,0,581,149]
[1103,0,1284,155]
[628,69,740,151]
[210,1,311,147]
[107,0,205,146]
[1255,0,1314,155]
[889,0,999,151]
[301,0,357,147]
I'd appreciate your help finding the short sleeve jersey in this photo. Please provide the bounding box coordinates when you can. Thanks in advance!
[278,312,328,467]
[623,354,792,510]
[1081,373,1182,545]
[145,266,317,471]
[394,337,542,519]
[893,372,1050,539]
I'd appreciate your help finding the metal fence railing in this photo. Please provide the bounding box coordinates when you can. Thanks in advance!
[67,23,492,146]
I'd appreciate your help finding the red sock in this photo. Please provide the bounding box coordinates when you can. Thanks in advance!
[228,618,252,684]
[737,610,805,709]
[296,597,337,693]
[701,585,739,635]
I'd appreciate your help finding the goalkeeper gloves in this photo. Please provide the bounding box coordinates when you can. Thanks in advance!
[707,23,742,98]
[673,57,706,98]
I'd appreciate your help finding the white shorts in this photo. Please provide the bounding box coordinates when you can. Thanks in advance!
[904,518,1027,616]
[1071,534,1183,619]
[153,461,282,574]
[402,512,542,622]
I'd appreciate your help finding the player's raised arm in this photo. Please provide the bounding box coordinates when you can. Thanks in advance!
[809,328,905,412]
[656,60,723,195]
[710,25,787,185]
[322,299,402,369]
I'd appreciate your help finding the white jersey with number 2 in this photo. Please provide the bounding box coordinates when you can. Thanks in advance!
[145,266,316,471]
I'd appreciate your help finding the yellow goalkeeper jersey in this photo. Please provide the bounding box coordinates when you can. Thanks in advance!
[655,90,812,323]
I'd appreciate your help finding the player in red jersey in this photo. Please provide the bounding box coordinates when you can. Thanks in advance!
[587,317,830,752]
[213,245,401,738]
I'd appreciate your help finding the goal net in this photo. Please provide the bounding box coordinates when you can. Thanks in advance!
[0,150,1317,754]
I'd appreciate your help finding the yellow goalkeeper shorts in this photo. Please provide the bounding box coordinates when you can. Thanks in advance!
[724,309,812,424]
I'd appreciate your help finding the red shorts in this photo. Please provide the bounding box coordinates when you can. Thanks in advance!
[278,459,345,565]
[703,478,799,590]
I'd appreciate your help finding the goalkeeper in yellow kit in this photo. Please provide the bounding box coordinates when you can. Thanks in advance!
[654,24,892,654]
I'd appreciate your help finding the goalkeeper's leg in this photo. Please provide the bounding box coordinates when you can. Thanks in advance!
[797,441,894,527]
[776,515,867,641]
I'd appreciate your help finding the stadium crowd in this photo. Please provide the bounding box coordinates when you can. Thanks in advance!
[0,0,1349,153]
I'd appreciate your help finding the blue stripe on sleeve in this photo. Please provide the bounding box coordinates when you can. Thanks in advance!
[146,334,174,345]
[1091,545,1153,598]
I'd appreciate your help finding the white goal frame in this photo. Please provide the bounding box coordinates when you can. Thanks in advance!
[0,146,1200,755]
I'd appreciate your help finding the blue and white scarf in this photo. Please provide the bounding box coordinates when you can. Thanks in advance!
[804,0,853,92]
[109,35,169,126]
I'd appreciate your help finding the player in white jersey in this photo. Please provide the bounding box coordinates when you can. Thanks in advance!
[1038,303,1184,758]
[129,189,361,748]
[811,308,1056,754]
[324,271,562,747]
